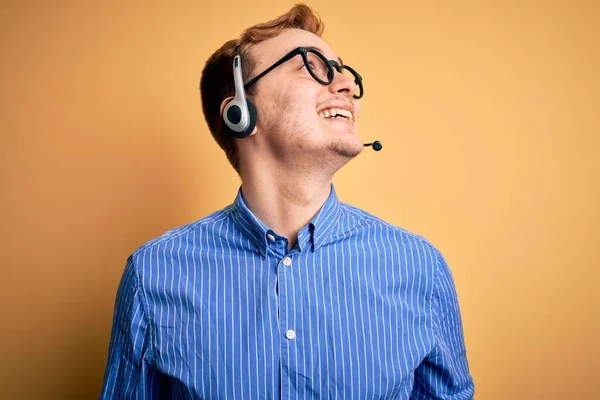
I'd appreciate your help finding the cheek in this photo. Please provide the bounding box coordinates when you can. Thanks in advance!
[254,80,321,130]
[279,91,318,124]
[354,101,361,120]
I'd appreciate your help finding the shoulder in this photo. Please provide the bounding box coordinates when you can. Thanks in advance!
[339,202,443,259]
[129,205,233,267]
[339,203,459,302]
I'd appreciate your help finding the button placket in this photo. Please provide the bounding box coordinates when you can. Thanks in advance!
[276,252,299,400]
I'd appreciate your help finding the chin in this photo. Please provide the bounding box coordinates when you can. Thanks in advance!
[326,135,364,158]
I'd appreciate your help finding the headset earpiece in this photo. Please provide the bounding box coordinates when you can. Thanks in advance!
[223,50,257,138]
[223,97,256,138]
[241,98,257,137]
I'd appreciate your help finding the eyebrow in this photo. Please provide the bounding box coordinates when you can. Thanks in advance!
[305,46,343,65]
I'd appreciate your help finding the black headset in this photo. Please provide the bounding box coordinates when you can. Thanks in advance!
[222,47,257,138]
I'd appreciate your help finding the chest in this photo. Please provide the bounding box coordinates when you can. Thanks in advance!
[145,249,435,399]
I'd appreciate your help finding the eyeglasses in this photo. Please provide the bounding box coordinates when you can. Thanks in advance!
[243,46,364,99]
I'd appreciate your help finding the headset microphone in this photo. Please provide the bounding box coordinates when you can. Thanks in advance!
[363,140,383,151]
[222,48,257,138]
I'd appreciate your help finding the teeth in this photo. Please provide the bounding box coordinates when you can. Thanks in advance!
[338,109,351,118]
[318,107,354,121]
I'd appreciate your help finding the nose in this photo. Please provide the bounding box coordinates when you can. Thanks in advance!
[328,68,357,98]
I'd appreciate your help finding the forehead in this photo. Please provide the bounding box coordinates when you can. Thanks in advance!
[248,28,338,68]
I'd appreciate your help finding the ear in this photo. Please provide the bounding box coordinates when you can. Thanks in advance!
[220,96,234,117]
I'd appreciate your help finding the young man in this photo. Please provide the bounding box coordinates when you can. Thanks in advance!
[101,4,474,399]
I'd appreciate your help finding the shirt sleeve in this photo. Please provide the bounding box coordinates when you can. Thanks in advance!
[411,250,475,399]
[100,257,161,399]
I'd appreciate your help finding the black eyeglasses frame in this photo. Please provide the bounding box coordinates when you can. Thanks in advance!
[243,46,364,99]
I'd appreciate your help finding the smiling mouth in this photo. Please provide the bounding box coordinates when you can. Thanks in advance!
[318,107,354,122]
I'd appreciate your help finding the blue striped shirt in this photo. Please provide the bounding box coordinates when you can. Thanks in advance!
[101,185,474,399]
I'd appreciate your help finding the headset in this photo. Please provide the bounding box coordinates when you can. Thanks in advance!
[222,47,257,138]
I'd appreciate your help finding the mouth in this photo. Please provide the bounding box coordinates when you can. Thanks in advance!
[317,107,354,123]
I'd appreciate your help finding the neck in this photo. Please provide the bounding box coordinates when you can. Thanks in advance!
[240,166,333,251]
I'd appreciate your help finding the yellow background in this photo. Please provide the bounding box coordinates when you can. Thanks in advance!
[1,1,598,398]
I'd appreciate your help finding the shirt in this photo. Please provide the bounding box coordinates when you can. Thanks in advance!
[101,185,474,399]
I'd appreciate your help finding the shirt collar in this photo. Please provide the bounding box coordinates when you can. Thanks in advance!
[230,184,341,256]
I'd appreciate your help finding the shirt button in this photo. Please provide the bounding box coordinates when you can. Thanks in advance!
[285,329,296,340]
[282,257,292,267]
[267,233,276,242]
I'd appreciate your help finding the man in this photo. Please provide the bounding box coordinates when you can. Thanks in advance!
[101,4,474,399]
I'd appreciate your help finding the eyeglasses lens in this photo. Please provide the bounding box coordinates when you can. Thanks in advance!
[304,49,363,99]
[305,51,332,84]
[340,66,363,98]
